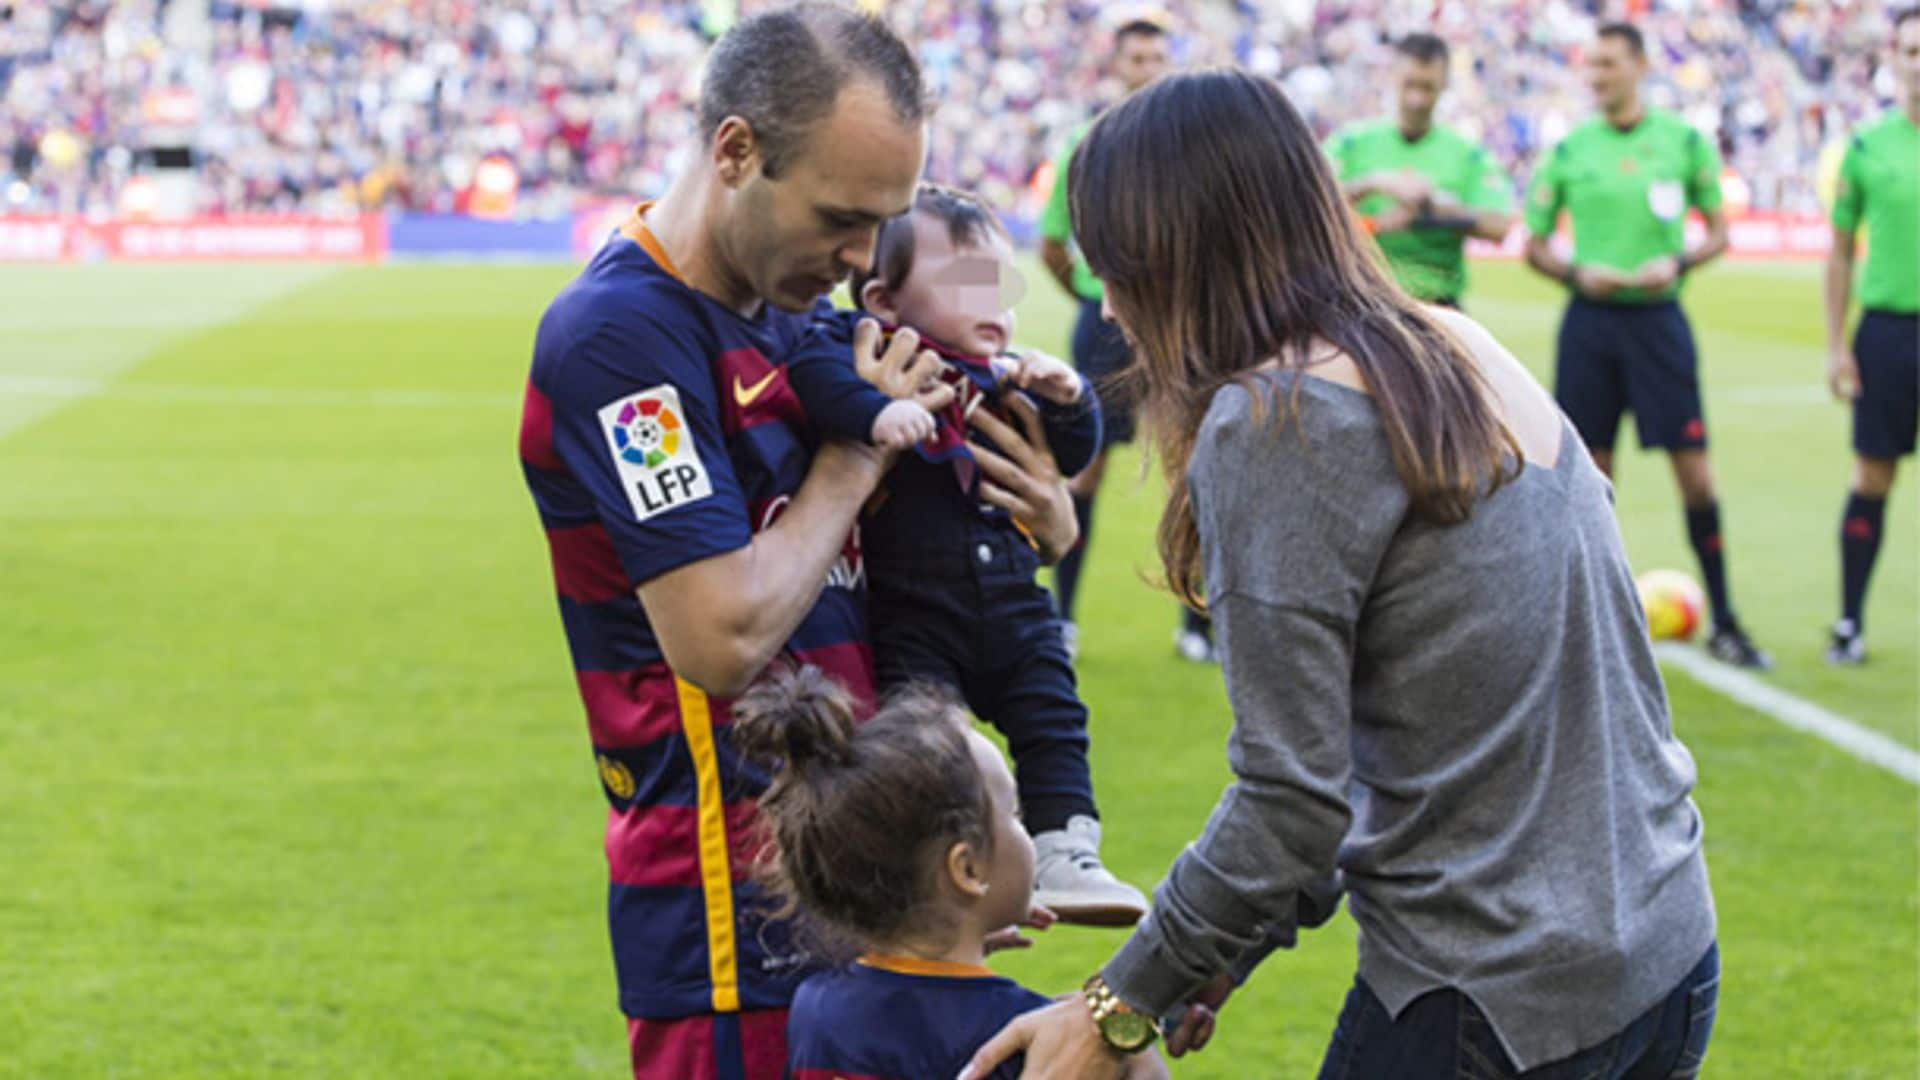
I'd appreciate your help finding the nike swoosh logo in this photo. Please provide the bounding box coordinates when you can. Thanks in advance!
[734,369,779,408]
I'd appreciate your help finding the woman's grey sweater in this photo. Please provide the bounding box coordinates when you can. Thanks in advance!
[1102,371,1715,1070]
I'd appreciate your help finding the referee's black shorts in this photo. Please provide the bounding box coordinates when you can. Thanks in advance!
[1554,297,1708,453]
[1853,309,1919,460]
[1069,295,1135,444]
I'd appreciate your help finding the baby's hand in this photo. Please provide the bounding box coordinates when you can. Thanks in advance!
[871,399,936,450]
[1007,349,1083,405]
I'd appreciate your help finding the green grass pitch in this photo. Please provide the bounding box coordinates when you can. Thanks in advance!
[0,256,1912,1077]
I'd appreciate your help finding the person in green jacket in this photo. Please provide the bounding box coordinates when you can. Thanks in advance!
[1038,16,1199,661]
[1823,7,1920,665]
[1524,21,1770,670]
[1326,33,1516,307]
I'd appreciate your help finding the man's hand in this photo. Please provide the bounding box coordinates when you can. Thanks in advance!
[1630,255,1681,294]
[958,997,1125,1080]
[984,903,1058,955]
[1007,348,1084,406]
[854,319,957,413]
[1376,169,1435,209]
[1574,265,1632,301]
[871,400,937,450]
[1369,201,1419,235]
[966,396,1077,564]
[1828,345,1862,401]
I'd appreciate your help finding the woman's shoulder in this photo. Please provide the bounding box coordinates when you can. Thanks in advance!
[1199,367,1386,461]
[1192,369,1404,526]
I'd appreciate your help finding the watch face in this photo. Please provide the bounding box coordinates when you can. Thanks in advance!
[1102,1008,1155,1051]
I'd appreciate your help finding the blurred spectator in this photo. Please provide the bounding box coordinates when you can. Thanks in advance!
[0,0,1900,221]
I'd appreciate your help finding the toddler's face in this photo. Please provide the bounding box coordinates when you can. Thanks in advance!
[963,726,1036,930]
[891,214,1023,357]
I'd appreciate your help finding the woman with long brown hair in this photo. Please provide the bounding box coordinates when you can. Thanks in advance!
[962,70,1718,1079]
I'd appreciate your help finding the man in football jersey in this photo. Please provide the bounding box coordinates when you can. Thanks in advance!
[517,6,1076,1078]
[1822,6,1920,665]
[1327,33,1515,307]
[1524,21,1771,669]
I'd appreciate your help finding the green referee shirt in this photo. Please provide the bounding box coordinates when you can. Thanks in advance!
[1526,108,1723,303]
[1039,121,1102,302]
[1325,120,1513,302]
[1832,109,1920,315]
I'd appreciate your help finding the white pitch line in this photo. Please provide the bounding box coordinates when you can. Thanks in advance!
[1654,643,1920,786]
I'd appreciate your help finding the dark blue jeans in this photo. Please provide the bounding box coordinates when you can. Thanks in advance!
[1317,943,1718,1080]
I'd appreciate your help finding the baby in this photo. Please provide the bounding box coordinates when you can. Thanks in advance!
[783,183,1145,925]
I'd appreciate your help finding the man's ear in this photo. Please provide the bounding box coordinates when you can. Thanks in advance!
[944,840,990,899]
[712,116,760,188]
[861,278,901,323]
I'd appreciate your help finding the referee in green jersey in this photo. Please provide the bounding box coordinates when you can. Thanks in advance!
[1326,33,1516,307]
[1038,16,1202,660]
[1525,21,1770,669]
[1823,7,1920,665]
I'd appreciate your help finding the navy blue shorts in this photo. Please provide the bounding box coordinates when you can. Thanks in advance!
[1853,310,1918,460]
[1070,296,1135,444]
[1554,298,1707,452]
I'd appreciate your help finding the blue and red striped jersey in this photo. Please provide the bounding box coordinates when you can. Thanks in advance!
[518,205,876,1021]
[787,956,1049,1080]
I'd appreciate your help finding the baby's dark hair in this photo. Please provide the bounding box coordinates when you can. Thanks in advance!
[733,666,996,951]
[852,182,1011,310]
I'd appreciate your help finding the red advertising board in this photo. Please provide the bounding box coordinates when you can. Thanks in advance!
[0,215,388,262]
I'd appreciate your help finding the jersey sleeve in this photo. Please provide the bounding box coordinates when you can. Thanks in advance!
[1831,136,1865,232]
[1685,128,1724,214]
[1034,375,1103,478]
[786,314,894,444]
[1464,143,1514,211]
[1523,145,1564,237]
[1037,131,1079,243]
[541,312,753,586]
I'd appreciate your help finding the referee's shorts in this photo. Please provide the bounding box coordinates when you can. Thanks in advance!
[1852,309,1919,460]
[1554,297,1708,453]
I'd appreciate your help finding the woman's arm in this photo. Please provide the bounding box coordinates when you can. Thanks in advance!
[1105,382,1402,1016]
[1103,590,1360,1013]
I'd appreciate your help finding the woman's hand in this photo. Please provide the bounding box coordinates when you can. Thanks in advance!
[1163,975,1234,1057]
[958,997,1125,1080]
[966,396,1078,564]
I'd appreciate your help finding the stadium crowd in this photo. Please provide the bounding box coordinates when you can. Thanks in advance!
[0,0,1903,221]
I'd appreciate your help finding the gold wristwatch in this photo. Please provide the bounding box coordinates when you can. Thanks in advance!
[1083,974,1159,1054]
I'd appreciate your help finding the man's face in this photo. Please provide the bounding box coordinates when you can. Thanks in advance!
[1395,56,1447,131]
[724,81,927,313]
[1896,17,1920,103]
[889,214,1021,357]
[1113,31,1170,95]
[1586,35,1646,113]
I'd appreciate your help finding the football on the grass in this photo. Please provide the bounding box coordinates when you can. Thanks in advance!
[1637,569,1706,642]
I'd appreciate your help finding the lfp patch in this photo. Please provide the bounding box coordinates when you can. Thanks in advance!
[597,385,712,522]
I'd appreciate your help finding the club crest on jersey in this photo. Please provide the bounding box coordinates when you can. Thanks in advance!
[597,753,637,801]
[598,385,713,522]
